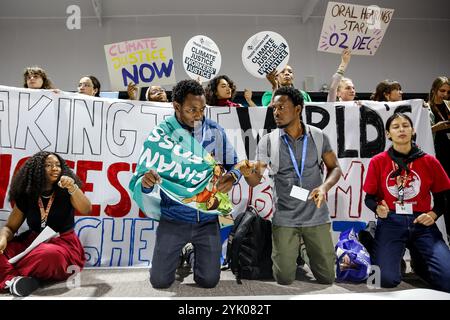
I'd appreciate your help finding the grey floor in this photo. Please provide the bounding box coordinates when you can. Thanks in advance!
[1,264,449,300]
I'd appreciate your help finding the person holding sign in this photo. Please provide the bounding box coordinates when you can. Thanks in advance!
[327,49,356,102]
[243,89,257,107]
[262,66,312,107]
[129,80,257,289]
[363,113,450,293]
[77,75,101,97]
[127,82,169,102]
[247,86,342,285]
[0,151,91,297]
[145,85,169,102]
[23,66,55,90]
[205,75,242,107]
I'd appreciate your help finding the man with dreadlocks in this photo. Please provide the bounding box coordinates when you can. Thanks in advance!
[0,151,91,297]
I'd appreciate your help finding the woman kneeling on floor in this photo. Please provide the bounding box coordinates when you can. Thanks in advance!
[363,113,450,293]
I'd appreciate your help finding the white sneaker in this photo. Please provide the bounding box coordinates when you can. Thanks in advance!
[5,276,40,297]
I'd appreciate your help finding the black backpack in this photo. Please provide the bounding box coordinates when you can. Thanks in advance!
[225,206,273,283]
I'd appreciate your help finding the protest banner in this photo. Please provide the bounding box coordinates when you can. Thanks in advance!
[0,86,439,266]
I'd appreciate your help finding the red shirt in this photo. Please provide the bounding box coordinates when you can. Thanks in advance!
[363,151,450,212]
[216,99,241,107]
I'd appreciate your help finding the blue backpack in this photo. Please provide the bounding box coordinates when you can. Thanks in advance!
[335,228,371,283]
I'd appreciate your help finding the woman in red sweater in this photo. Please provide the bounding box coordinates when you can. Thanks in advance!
[363,112,450,292]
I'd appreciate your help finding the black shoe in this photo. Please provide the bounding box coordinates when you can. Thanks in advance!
[181,243,194,268]
[6,276,40,297]
[296,255,305,267]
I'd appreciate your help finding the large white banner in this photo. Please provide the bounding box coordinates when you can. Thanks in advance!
[0,86,437,267]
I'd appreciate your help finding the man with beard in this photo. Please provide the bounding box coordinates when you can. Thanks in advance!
[246,86,341,285]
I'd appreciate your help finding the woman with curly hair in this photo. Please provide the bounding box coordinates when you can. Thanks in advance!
[205,75,242,107]
[0,151,91,297]
[23,66,55,89]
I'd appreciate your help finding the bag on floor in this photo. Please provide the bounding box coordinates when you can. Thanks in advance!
[335,228,371,283]
[225,206,273,283]
[358,221,376,256]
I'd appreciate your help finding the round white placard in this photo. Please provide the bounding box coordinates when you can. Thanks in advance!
[241,31,290,78]
[183,35,221,83]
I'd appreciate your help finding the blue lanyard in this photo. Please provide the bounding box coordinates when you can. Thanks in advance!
[282,134,308,187]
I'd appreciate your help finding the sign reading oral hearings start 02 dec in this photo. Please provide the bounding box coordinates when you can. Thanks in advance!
[318,2,394,56]
[241,31,290,78]
[182,35,222,83]
[104,36,176,90]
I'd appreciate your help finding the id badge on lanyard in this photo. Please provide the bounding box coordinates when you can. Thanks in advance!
[393,161,413,215]
[395,203,413,215]
[283,135,310,202]
[38,193,55,229]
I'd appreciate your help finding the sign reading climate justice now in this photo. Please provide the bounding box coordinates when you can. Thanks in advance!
[241,31,290,78]
[182,35,221,83]
[104,36,176,90]
[318,2,394,56]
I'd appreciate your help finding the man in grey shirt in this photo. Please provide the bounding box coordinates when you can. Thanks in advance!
[246,86,342,285]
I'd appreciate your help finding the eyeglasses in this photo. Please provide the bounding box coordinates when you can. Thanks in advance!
[78,82,93,88]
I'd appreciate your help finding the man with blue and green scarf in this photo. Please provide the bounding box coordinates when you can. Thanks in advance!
[129,79,257,289]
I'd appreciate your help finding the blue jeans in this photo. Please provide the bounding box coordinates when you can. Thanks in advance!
[150,216,221,289]
[373,212,450,292]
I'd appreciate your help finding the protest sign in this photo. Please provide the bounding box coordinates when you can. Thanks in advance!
[183,35,221,83]
[242,31,290,78]
[318,2,394,55]
[104,36,176,90]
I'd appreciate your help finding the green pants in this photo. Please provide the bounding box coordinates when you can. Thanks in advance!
[272,223,335,285]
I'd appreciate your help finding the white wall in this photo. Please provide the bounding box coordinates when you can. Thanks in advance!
[0,13,449,93]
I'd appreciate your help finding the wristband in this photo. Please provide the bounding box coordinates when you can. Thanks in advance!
[68,184,79,195]
[228,169,242,185]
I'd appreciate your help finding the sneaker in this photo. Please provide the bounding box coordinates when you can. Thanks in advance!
[181,243,194,268]
[5,276,40,297]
